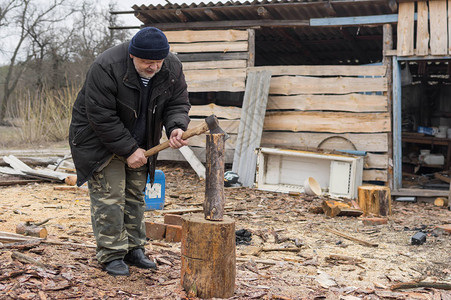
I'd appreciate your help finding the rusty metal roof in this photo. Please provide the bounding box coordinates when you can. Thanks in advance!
[130,0,397,65]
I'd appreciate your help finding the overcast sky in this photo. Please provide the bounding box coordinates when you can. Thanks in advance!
[0,0,217,64]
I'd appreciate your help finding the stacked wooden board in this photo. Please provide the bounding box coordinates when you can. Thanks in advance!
[256,65,390,183]
[156,29,390,185]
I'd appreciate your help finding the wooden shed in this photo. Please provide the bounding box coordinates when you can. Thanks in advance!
[114,0,451,198]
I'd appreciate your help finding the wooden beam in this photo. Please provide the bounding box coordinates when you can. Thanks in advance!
[416,1,429,56]
[261,132,389,152]
[449,0,451,55]
[263,111,391,133]
[383,24,394,190]
[267,94,387,112]
[310,14,401,27]
[189,119,240,134]
[150,19,309,30]
[176,52,249,62]
[189,103,241,120]
[157,147,235,164]
[182,60,247,70]
[429,0,448,55]
[392,188,449,197]
[397,2,415,56]
[269,76,387,95]
[184,68,246,92]
[362,169,388,182]
[249,65,386,76]
[247,29,255,67]
[164,30,248,43]
[171,41,248,53]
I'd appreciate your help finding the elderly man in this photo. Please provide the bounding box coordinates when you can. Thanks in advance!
[69,27,190,276]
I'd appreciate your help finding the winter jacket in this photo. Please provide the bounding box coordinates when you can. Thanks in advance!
[69,42,190,186]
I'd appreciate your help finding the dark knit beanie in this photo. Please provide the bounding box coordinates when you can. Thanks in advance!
[128,27,170,60]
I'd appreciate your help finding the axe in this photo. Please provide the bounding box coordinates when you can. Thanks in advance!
[144,114,229,157]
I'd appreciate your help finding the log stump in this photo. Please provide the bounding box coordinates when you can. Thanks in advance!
[357,185,392,216]
[181,214,235,298]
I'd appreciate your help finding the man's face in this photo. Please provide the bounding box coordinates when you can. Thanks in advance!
[130,54,164,79]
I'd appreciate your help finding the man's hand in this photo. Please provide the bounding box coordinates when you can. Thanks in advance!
[126,148,147,168]
[169,128,188,149]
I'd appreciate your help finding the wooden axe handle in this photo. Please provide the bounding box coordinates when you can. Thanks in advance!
[144,121,209,157]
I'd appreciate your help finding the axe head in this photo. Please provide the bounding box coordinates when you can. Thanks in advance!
[205,114,230,140]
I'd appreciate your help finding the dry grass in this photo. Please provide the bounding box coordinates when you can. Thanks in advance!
[6,85,78,146]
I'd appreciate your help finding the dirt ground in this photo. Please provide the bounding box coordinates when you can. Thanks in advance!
[0,158,450,300]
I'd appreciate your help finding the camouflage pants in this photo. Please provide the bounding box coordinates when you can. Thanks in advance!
[88,155,148,264]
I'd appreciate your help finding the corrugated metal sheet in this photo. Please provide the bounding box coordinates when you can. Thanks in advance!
[131,0,397,65]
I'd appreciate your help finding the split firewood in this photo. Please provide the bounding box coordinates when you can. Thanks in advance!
[42,240,96,249]
[0,231,39,243]
[322,200,363,217]
[154,256,173,266]
[434,197,449,207]
[241,246,262,256]
[325,254,363,265]
[64,175,77,186]
[0,239,42,250]
[434,172,450,183]
[236,257,278,265]
[252,230,269,242]
[262,247,301,253]
[16,222,48,238]
[390,281,451,291]
[11,251,47,268]
[151,241,172,248]
[271,230,289,244]
[271,295,294,300]
[325,227,378,247]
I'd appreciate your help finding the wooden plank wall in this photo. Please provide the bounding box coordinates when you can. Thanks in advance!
[164,30,249,92]
[158,30,249,162]
[252,65,390,183]
[397,0,450,56]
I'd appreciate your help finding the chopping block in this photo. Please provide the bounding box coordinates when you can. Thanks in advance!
[180,133,236,298]
[181,214,236,299]
[358,185,392,216]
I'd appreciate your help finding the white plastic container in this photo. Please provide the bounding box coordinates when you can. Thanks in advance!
[436,126,448,138]
[423,154,445,165]
[419,149,430,163]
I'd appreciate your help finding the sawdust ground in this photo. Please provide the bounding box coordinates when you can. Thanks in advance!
[0,160,450,299]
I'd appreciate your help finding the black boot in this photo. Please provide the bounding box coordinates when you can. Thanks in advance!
[124,248,157,269]
[104,259,130,276]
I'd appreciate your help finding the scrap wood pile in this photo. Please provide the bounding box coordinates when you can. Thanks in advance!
[0,161,450,299]
[0,154,77,186]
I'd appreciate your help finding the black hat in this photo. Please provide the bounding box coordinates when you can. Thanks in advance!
[128,27,170,60]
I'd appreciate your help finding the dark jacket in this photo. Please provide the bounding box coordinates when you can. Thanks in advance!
[69,42,190,186]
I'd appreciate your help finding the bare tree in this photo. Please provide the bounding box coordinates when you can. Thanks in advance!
[0,0,74,123]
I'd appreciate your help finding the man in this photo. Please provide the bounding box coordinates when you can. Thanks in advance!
[69,27,190,276]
